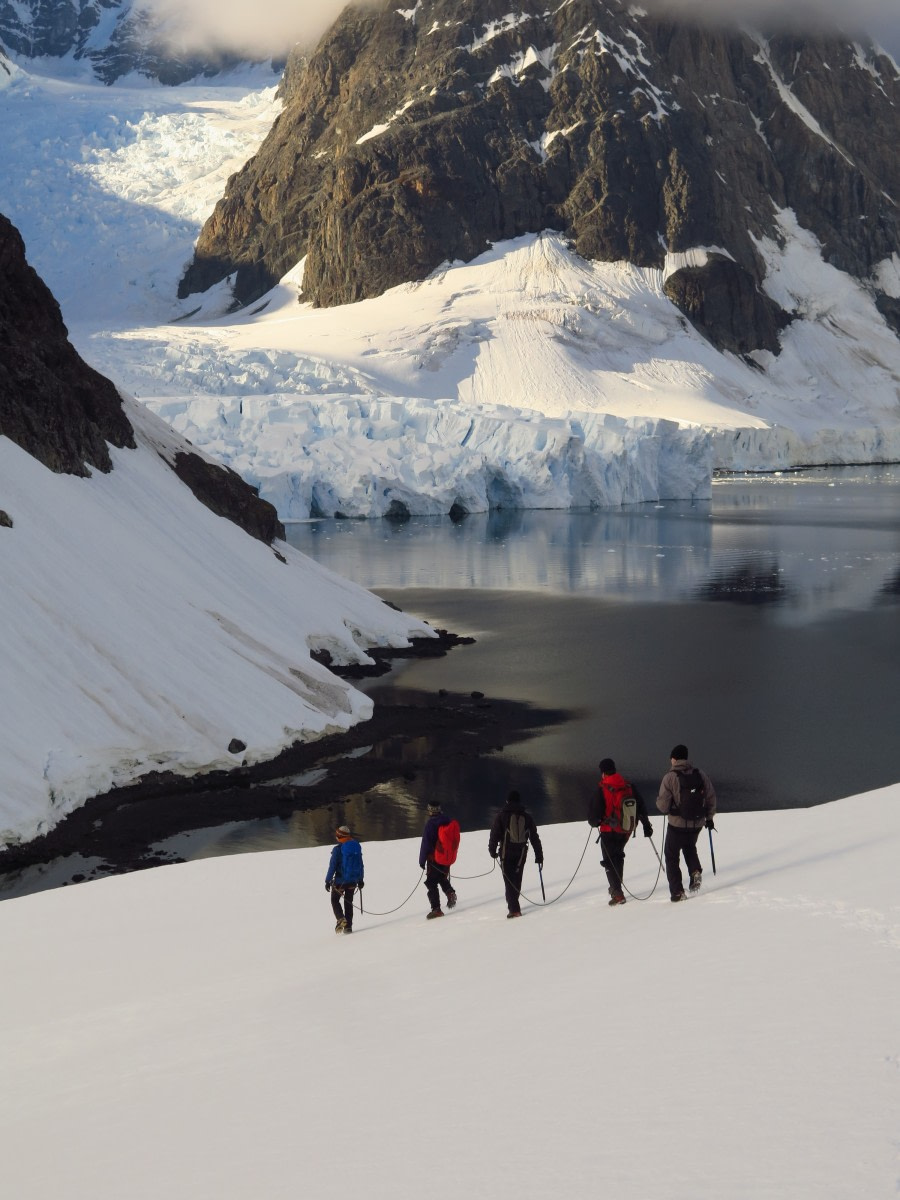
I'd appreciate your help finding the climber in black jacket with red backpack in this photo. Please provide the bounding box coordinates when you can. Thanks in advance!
[589,758,654,906]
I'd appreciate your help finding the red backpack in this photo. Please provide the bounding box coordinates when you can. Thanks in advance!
[600,774,638,835]
[433,818,461,866]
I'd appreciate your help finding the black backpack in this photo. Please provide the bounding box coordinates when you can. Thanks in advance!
[674,769,706,822]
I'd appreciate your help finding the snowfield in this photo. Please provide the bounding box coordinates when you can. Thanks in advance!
[1,785,899,1199]
[1,45,899,1200]
[0,399,431,845]
[1,66,899,520]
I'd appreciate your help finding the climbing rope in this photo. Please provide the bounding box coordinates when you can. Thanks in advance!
[347,869,424,917]
[348,856,498,918]
[344,820,668,921]
[597,815,667,903]
[450,860,499,881]
[495,826,594,908]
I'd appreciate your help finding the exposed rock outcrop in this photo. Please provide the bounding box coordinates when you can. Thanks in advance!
[664,257,791,357]
[180,0,900,357]
[0,211,134,475]
[0,211,283,543]
[172,451,285,544]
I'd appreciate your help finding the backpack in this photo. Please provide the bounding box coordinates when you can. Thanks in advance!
[502,812,530,864]
[674,769,706,823]
[433,818,461,867]
[339,839,363,884]
[600,775,638,835]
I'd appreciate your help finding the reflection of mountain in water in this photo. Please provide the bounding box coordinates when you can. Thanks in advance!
[698,560,791,606]
[289,469,900,623]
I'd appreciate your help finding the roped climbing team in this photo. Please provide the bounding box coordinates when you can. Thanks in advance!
[325,742,717,930]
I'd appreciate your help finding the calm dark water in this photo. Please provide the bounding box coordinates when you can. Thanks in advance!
[2,467,898,897]
[174,466,899,860]
[282,466,900,826]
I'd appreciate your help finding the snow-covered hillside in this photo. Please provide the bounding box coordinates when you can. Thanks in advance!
[2,787,899,1199]
[1,67,898,520]
[0,398,430,845]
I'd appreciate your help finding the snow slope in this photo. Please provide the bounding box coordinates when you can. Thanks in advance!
[1,67,898,520]
[1,786,898,1199]
[0,399,431,845]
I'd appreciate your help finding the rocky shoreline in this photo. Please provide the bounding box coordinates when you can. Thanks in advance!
[0,631,567,891]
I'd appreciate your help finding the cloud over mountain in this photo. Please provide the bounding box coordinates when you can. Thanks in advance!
[134,0,900,59]
[134,0,354,57]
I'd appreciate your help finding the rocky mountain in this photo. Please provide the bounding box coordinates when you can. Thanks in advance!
[0,0,268,84]
[179,0,900,358]
[0,211,282,541]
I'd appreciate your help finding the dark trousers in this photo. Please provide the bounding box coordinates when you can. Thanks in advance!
[425,862,454,911]
[599,831,629,897]
[501,854,526,914]
[664,826,702,897]
[330,884,356,929]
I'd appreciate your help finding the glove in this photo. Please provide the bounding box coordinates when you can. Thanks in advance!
[535,860,544,869]
[643,823,653,838]
[489,850,498,859]
[705,818,716,830]
[358,880,365,890]
[325,880,331,891]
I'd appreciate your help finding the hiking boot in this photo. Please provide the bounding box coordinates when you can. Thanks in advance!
[335,918,347,932]
[426,908,444,920]
[507,910,522,919]
[689,870,702,892]
[343,926,353,935]
[608,893,626,906]
[447,889,457,908]
[670,892,687,903]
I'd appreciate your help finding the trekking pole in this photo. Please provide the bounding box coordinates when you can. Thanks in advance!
[538,862,546,902]
[708,827,717,875]
[647,836,664,870]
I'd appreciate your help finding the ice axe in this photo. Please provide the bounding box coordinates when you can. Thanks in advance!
[538,862,546,902]
[647,835,663,870]
[708,825,717,875]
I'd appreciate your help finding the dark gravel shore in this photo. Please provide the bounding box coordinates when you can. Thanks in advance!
[0,630,566,889]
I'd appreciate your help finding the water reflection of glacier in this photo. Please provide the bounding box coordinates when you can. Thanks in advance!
[286,467,900,623]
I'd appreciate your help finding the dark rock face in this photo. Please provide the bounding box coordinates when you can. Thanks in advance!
[0,0,272,84]
[171,450,285,544]
[664,257,791,357]
[181,0,900,357]
[876,295,900,338]
[0,212,134,475]
[0,211,284,545]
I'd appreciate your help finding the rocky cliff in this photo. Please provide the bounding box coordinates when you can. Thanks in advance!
[0,0,268,84]
[0,212,283,541]
[180,0,900,356]
[0,212,134,474]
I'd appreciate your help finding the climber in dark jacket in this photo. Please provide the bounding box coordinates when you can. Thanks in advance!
[489,790,543,918]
